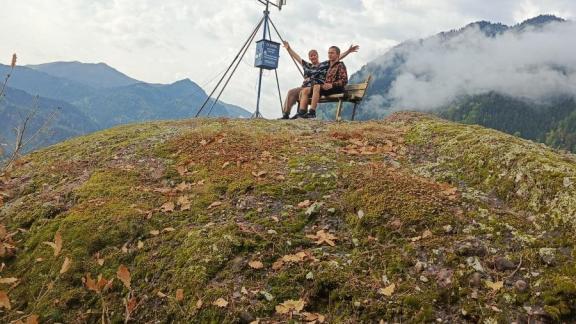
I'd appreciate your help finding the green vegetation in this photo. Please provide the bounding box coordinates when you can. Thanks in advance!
[0,113,575,322]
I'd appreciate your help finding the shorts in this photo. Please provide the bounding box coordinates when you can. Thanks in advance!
[320,86,344,97]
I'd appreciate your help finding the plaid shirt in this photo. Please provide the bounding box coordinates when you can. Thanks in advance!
[325,61,348,88]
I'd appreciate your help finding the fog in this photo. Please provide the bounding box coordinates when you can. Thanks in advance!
[382,21,576,110]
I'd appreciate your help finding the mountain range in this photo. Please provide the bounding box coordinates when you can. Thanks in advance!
[337,14,576,152]
[0,62,251,155]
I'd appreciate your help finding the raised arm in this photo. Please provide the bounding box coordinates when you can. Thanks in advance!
[283,41,304,65]
[339,44,360,61]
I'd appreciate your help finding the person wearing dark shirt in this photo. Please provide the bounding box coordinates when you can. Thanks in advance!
[280,42,359,119]
[299,46,349,119]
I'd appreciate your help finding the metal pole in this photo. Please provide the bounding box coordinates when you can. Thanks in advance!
[254,0,270,118]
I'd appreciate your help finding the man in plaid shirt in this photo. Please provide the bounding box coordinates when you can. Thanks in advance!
[280,43,358,119]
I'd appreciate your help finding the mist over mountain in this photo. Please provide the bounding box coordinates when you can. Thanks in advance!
[344,15,576,152]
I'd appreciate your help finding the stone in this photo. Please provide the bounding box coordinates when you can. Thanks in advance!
[514,280,528,293]
[495,257,516,271]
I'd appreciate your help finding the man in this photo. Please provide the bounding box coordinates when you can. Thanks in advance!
[299,46,349,119]
[279,43,358,119]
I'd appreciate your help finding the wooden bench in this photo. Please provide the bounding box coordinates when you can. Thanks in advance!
[318,75,372,121]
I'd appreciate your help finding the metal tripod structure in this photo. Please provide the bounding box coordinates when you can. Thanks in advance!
[195,0,303,119]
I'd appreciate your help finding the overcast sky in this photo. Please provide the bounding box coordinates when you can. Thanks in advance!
[2,0,576,117]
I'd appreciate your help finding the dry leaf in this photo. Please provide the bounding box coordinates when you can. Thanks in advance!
[160,201,175,213]
[297,200,312,208]
[43,231,63,256]
[222,162,231,169]
[117,265,131,289]
[157,291,167,298]
[125,297,138,316]
[178,196,191,211]
[208,201,222,209]
[248,260,264,269]
[422,230,433,239]
[60,257,72,274]
[485,280,504,292]
[0,277,18,284]
[137,241,144,249]
[272,260,284,270]
[176,182,192,192]
[378,283,396,297]
[177,165,188,176]
[302,312,326,323]
[213,298,228,308]
[196,299,203,309]
[306,230,338,246]
[25,315,39,324]
[150,230,160,236]
[275,299,305,314]
[176,289,184,302]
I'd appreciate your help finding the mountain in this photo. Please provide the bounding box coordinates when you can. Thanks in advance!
[0,62,251,155]
[27,61,140,88]
[1,113,575,322]
[0,87,99,154]
[0,64,95,102]
[74,79,250,128]
[344,15,576,152]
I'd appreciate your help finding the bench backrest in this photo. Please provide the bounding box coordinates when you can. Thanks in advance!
[344,75,372,102]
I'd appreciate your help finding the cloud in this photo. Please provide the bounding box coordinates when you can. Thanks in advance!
[386,21,576,110]
[2,0,576,117]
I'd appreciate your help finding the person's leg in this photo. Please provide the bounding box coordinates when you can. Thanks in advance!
[310,84,322,112]
[281,87,301,119]
[299,87,311,111]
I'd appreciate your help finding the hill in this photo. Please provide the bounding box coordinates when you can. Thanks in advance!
[343,15,576,152]
[26,61,140,89]
[0,63,251,154]
[0,87,99,154]
[1,113,575,322]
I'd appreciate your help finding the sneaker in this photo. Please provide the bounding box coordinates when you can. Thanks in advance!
[302,110,316,119]
[278,113,290,120]
[291,110,307,119]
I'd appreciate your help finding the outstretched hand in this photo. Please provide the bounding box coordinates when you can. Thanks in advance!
[348,44,360,53]
[283,41,291,50]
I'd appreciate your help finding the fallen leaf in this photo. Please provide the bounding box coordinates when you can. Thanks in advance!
[162,227,176,233]
[0,291,10,309]
[222,162,231,169]
[117,265,131,289]
[248,260,264,269]
[176,182,192,192]
[25,315,39,324]
[357,210,365,219]
[60,257,72,274]
[302,312,326,323]
[213,298,228,308]
[176,289,185,302]
[177,165,188,176]
[378,283,396,297]
[137,241,144,249]
[208,201,222,209]
[150,230,160,236]
[297,200,312,208]
[0,277,18,284]
[43,231,63,256]
[125,297,138,317]
[97,258,105,266]
[485,280,504,292]
[196,299,203,309]
[160,201,175,213]
[157,291,167,298]
[275,299,305,314]
[306,230,338,246]
[422,230,433,239]
[272,260,284,270]
[177,196,191,211]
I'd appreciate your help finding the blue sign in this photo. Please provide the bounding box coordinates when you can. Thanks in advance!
[255,39,280,70]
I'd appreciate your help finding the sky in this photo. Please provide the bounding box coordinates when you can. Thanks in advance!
[2,0,576,117]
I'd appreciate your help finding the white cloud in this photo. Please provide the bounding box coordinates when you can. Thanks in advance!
[1,0,576,117]
[387,21,576,110]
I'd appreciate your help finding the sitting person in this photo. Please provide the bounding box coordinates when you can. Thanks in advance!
[279,42,358,119]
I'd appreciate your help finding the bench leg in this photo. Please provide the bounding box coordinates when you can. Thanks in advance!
[351,103,358,121]
[336,99,343,122]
